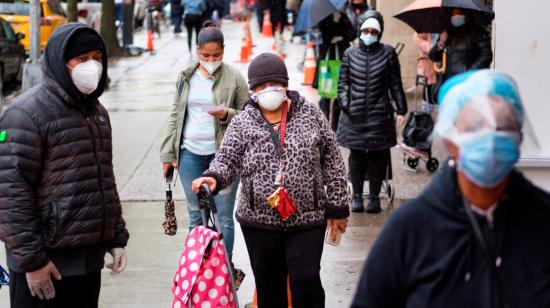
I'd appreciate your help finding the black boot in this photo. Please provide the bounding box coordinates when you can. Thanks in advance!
[351,194,364,212]
[366,196,381,214]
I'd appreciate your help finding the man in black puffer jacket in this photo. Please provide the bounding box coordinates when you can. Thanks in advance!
[337,10,407,214]
[0,23,129,307]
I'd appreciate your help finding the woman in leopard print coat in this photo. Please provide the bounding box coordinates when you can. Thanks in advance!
[192,53,350,308]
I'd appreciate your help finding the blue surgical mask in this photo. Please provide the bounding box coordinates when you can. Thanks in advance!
[360,34,378,46]
[451,15,466,27]
[457,131,520,188]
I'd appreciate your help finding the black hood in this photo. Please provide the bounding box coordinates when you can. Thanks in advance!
[356,10,384,40]
[42,23,108,104]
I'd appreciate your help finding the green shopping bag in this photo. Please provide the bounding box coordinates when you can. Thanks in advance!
[318,47,341,99]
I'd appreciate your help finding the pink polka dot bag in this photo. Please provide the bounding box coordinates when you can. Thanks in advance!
[171,226,236,308]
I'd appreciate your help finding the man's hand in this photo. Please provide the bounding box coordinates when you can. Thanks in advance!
[396,115,406,127]
[331,36,344,44]
[106,248,127,276]
[327,218,348,233]
[192,177,217,193]
[163,162,178,177]
[208,108,229,120]
[26,261,62,300]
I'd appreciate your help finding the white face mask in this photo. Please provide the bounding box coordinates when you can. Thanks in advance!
[254,86,287,111]
[200,60,222,75]
[70,60,103,95]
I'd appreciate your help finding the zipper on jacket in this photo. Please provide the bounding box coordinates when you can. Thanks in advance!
[86,116,107,240]
[313,178,318,209]
[249,180,255,211]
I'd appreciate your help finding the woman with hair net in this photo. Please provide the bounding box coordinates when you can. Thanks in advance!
[351,70,550,308]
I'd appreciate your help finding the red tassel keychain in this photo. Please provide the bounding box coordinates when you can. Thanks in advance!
[265,101,297,221]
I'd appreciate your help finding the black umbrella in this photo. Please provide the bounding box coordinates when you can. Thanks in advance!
[394,0,494,33]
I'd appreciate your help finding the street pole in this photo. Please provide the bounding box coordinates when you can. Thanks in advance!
[122,0,134,47]
[22,0,43,91]
[29,0,40,64]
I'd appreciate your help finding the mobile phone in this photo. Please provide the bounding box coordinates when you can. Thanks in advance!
[325,226,342,247]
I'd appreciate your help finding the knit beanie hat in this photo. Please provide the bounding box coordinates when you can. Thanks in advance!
[247,53,289,90]
[361,17,381,32]
[64,29,105,61]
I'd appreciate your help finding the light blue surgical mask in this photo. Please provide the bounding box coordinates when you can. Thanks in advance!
[457,130,520,188]
[360,34,378,46]
[451,15,466,27]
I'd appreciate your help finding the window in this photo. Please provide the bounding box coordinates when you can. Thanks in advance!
[47,0,66,16]
[1,20,16,41]
[0,21,5,39]
[0,2,30,16]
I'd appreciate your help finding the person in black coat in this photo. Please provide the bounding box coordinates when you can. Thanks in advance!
[0,23,129,307]
[345,0,370,28]
[351,70,550,308]
[313,11,356,132]
[337,10,407,214]
[429,8,493,102]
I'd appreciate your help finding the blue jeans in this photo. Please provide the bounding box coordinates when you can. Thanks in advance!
[178,149,238,259]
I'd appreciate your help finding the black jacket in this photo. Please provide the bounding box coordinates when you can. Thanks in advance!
[352,161,550,308]
[337,11,407,151]
[429,23,493,84]
[0,23,129,275]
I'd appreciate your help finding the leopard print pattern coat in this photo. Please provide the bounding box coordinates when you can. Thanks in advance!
[204,91,350,231]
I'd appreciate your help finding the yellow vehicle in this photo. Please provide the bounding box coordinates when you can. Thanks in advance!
[0,0,67,52]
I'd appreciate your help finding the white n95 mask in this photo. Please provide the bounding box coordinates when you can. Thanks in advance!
[70,60,103,95]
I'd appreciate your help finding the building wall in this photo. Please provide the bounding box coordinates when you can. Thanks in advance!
[376,0,417,90]
[494,0,550,190]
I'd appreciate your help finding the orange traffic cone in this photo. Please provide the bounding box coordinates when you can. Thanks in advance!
[262,11,273,37]
[245,22,253,56]
[146,30,154,53]
[237,33,250,63]
[303,41,316,85]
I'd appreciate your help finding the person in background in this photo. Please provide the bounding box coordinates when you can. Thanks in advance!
[313,11,356,131]
[268,0,287,35]
[183,0,207,51]
[160,27,249,285]
[172,0,184,37]
[0,23,129,308]
[337,10,407,214]
[192,53,350,308]
[345,0,371,28]
[429,8,493,102]
[413,32,437,112]
[351,70,550,308]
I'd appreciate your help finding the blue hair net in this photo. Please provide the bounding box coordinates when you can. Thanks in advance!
[435,70,524,138]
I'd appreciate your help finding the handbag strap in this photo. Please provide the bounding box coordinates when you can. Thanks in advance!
[462,198,509,308]
[263,101,289,159]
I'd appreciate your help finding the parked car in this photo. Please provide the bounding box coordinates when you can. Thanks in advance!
[0,16,25,108]
[60,0,102,32]
[0,0,67,52]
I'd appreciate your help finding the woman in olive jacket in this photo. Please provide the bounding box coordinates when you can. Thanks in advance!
[337,10,407,214]
[160,27,249,263]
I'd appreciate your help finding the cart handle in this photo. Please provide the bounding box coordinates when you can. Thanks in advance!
[198,183,218,214]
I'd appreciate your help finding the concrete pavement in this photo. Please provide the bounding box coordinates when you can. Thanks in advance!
[1,18,442,307]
